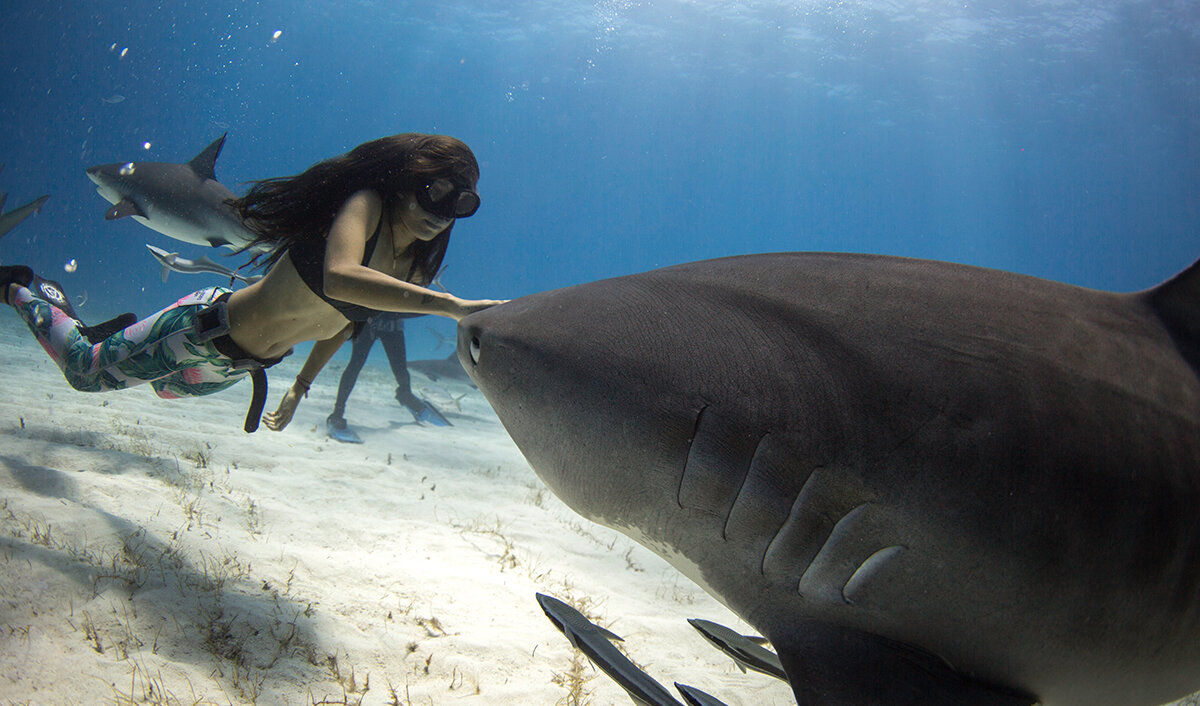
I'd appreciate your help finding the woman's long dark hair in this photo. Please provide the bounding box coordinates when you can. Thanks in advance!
[231,133,479,285]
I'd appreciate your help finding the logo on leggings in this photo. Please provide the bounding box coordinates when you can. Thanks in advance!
[38,282,67,308]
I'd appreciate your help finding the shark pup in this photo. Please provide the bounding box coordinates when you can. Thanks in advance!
[86,134,257,251]
[459,253,1200,706]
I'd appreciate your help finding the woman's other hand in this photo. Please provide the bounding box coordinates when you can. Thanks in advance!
[263,386,304,431]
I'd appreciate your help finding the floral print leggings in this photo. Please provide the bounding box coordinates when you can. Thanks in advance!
[9,285,250,398]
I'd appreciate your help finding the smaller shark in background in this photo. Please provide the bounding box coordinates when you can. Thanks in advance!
[145,244,261,284]
[0,166,50,240]
[0,194,49,240]
[86,134,258,251]
[407,352,476,387]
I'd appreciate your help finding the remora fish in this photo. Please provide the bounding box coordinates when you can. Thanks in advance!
[86,134,257,251]
[145,244,260,283]
[461,253,1200,706]
[687,619,786,681]
[673,684,732,706]
[535,593,683,706]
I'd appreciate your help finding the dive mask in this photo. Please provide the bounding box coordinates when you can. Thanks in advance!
[415,178,480,220]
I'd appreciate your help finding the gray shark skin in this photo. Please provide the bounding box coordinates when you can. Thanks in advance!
[86,134,257,251]
[0,194,48,240]
[459,253,1200,706]
[145,244,260,284]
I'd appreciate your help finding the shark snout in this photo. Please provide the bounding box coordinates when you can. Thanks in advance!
[456,301,535,394]
[456,317,485,383]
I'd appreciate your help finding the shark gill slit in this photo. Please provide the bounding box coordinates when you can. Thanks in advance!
[677,404,710,509]
[760,464,823,577]
[722,431,770,543]
[797,502,870,602]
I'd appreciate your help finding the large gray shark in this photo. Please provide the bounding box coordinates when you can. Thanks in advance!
[458,253,1200,706]
[86,134,257,251]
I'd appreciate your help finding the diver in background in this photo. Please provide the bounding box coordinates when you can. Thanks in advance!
[1,133,499,431]
[322,311,451,444]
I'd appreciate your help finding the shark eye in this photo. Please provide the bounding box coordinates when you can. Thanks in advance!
[469,336,481,366]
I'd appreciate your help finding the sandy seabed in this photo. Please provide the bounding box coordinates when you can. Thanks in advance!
[0,315,797,706]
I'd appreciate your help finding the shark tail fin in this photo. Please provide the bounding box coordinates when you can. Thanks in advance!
[188,133,227,182]
[1145,257,1200,371]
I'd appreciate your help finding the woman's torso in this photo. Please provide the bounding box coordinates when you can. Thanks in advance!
[223,212,415,359]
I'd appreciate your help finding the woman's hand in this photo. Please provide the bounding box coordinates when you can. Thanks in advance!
[451,297,507,320]
[262,385,305,431]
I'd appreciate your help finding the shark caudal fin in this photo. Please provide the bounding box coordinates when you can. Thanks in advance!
[1145,257,1200,372]
[187,133,227,182]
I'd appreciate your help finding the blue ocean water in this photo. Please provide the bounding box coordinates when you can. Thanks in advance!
[0,0,1197,361]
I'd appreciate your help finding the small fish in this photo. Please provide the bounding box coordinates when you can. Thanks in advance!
[687,619,787,681]
[145,244,260,284]
[536,593,684,706]
[419,385,468,412]
[101,94,126,104]
[673,684,732,706]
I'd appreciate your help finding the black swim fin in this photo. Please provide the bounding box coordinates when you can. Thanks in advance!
[0,264,33,303]
[8,267,136,344]
[79,311,138,344]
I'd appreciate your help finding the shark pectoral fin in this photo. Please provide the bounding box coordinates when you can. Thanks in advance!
[774,624,1035,706]
[106,198,145,220]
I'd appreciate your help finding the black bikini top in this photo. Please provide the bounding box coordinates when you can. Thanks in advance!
[287,220,384,323]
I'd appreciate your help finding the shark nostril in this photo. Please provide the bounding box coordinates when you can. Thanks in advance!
[469,336,481,366]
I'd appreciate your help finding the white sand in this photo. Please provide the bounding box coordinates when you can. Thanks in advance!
[0,315,796,706]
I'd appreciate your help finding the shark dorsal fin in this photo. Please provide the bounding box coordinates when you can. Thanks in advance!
[1146,257,1200,372]
[187,133,227,182]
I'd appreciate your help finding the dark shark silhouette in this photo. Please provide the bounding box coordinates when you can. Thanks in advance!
[0,166,49,240]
